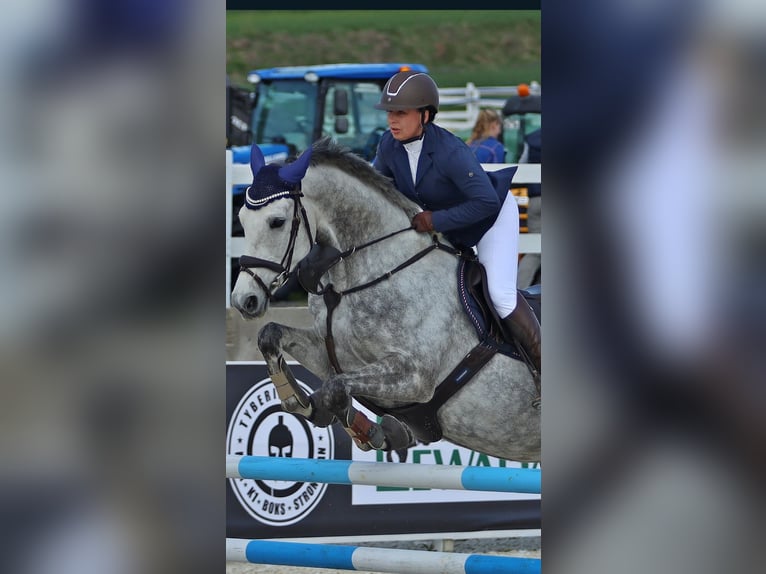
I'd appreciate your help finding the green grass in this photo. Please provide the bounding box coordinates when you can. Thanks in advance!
[227,10,540,88]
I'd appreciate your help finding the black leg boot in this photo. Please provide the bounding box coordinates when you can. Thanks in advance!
[500,291,541,376]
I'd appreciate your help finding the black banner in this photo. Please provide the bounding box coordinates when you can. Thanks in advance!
[226,362,541,539]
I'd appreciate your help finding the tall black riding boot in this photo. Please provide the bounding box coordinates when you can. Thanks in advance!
[500,291,541,376]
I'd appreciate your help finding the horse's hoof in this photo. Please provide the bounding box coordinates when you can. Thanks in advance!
[386,448,410,463]
[381,414,415,451]
[352,438,373,451]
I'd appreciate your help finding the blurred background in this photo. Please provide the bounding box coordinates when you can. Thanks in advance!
[0,1,224,573]
[543,1,766,573]
[226,10,541,88]
[1,3,764,574]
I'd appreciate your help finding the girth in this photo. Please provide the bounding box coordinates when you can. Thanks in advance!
[317,334,498,445]
[386,340,498,443]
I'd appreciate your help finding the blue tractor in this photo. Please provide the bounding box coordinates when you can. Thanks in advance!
[228,63,429,234]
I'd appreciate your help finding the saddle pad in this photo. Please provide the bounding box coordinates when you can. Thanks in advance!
[457,259,522,360]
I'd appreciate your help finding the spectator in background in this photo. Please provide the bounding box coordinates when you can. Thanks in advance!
[467,109,506,163]
[517,127,542,288]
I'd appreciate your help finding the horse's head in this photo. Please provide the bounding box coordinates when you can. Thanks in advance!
[231,144,314,318]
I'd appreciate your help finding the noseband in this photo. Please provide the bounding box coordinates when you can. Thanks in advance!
[238,189,314,302]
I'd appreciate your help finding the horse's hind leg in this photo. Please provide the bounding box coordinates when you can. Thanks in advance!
[328,403,414,452]
[257,322,336,426]
[259,329,417,452]
[314,353,429,452]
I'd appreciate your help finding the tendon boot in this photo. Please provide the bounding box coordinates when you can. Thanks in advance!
[500,291,541,378]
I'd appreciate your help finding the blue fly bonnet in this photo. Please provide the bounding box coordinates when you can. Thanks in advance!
[244,144,313,210]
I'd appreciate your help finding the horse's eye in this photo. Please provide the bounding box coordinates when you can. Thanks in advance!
[269,217,286,229]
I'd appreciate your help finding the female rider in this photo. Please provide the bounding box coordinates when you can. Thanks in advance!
[371,71,540,376]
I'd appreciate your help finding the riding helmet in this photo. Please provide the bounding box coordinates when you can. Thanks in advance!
[375,71,439,117]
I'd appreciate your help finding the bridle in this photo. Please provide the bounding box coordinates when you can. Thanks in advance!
[238,187,313,301]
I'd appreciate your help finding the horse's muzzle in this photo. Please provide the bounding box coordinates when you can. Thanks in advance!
[241,294,260,318]
[231,291,264,319]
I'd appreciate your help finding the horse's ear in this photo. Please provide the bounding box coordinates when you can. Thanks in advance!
[250,143,266,178]
[278,146,312,184]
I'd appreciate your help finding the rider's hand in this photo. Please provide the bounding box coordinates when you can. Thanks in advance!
[411,211,434,233]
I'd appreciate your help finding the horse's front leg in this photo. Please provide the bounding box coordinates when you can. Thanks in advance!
[314,353,432,452]
[257,322,336,426]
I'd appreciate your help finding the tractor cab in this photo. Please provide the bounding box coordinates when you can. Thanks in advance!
[502,84,541,163]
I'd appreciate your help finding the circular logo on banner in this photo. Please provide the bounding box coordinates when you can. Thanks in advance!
[227,377,334,526]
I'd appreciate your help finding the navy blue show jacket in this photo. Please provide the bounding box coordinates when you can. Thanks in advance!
[373,122,508,250]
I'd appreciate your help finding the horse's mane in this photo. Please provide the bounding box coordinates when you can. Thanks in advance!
[307,137,419,216]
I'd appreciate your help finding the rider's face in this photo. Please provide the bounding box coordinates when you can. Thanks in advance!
[386,109,424,141]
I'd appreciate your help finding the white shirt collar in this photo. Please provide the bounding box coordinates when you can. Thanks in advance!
[403,135,424,184]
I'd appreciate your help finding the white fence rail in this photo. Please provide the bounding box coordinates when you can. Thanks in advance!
[226,151,541,307]
[435,82,541,131]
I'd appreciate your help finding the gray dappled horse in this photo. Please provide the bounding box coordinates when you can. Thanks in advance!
[231,139,540,462]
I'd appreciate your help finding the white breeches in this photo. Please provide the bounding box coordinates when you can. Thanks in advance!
[476,195,520,318]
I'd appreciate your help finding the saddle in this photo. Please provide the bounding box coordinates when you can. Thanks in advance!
[459,257,541,352]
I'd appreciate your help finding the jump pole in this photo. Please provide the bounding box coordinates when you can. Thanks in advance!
[226,455,540,494]
[227,538,540,574]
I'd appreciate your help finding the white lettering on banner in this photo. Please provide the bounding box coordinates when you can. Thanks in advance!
[227,377,335,526]
[351,403,540,506]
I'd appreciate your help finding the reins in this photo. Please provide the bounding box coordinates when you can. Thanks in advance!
[314,227,460,297]
[318,231,462,375]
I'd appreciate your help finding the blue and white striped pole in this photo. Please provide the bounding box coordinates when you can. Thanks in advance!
[226,455,540,494]
[227,539,540,574]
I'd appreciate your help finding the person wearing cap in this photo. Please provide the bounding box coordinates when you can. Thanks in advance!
[372,71,540,377]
